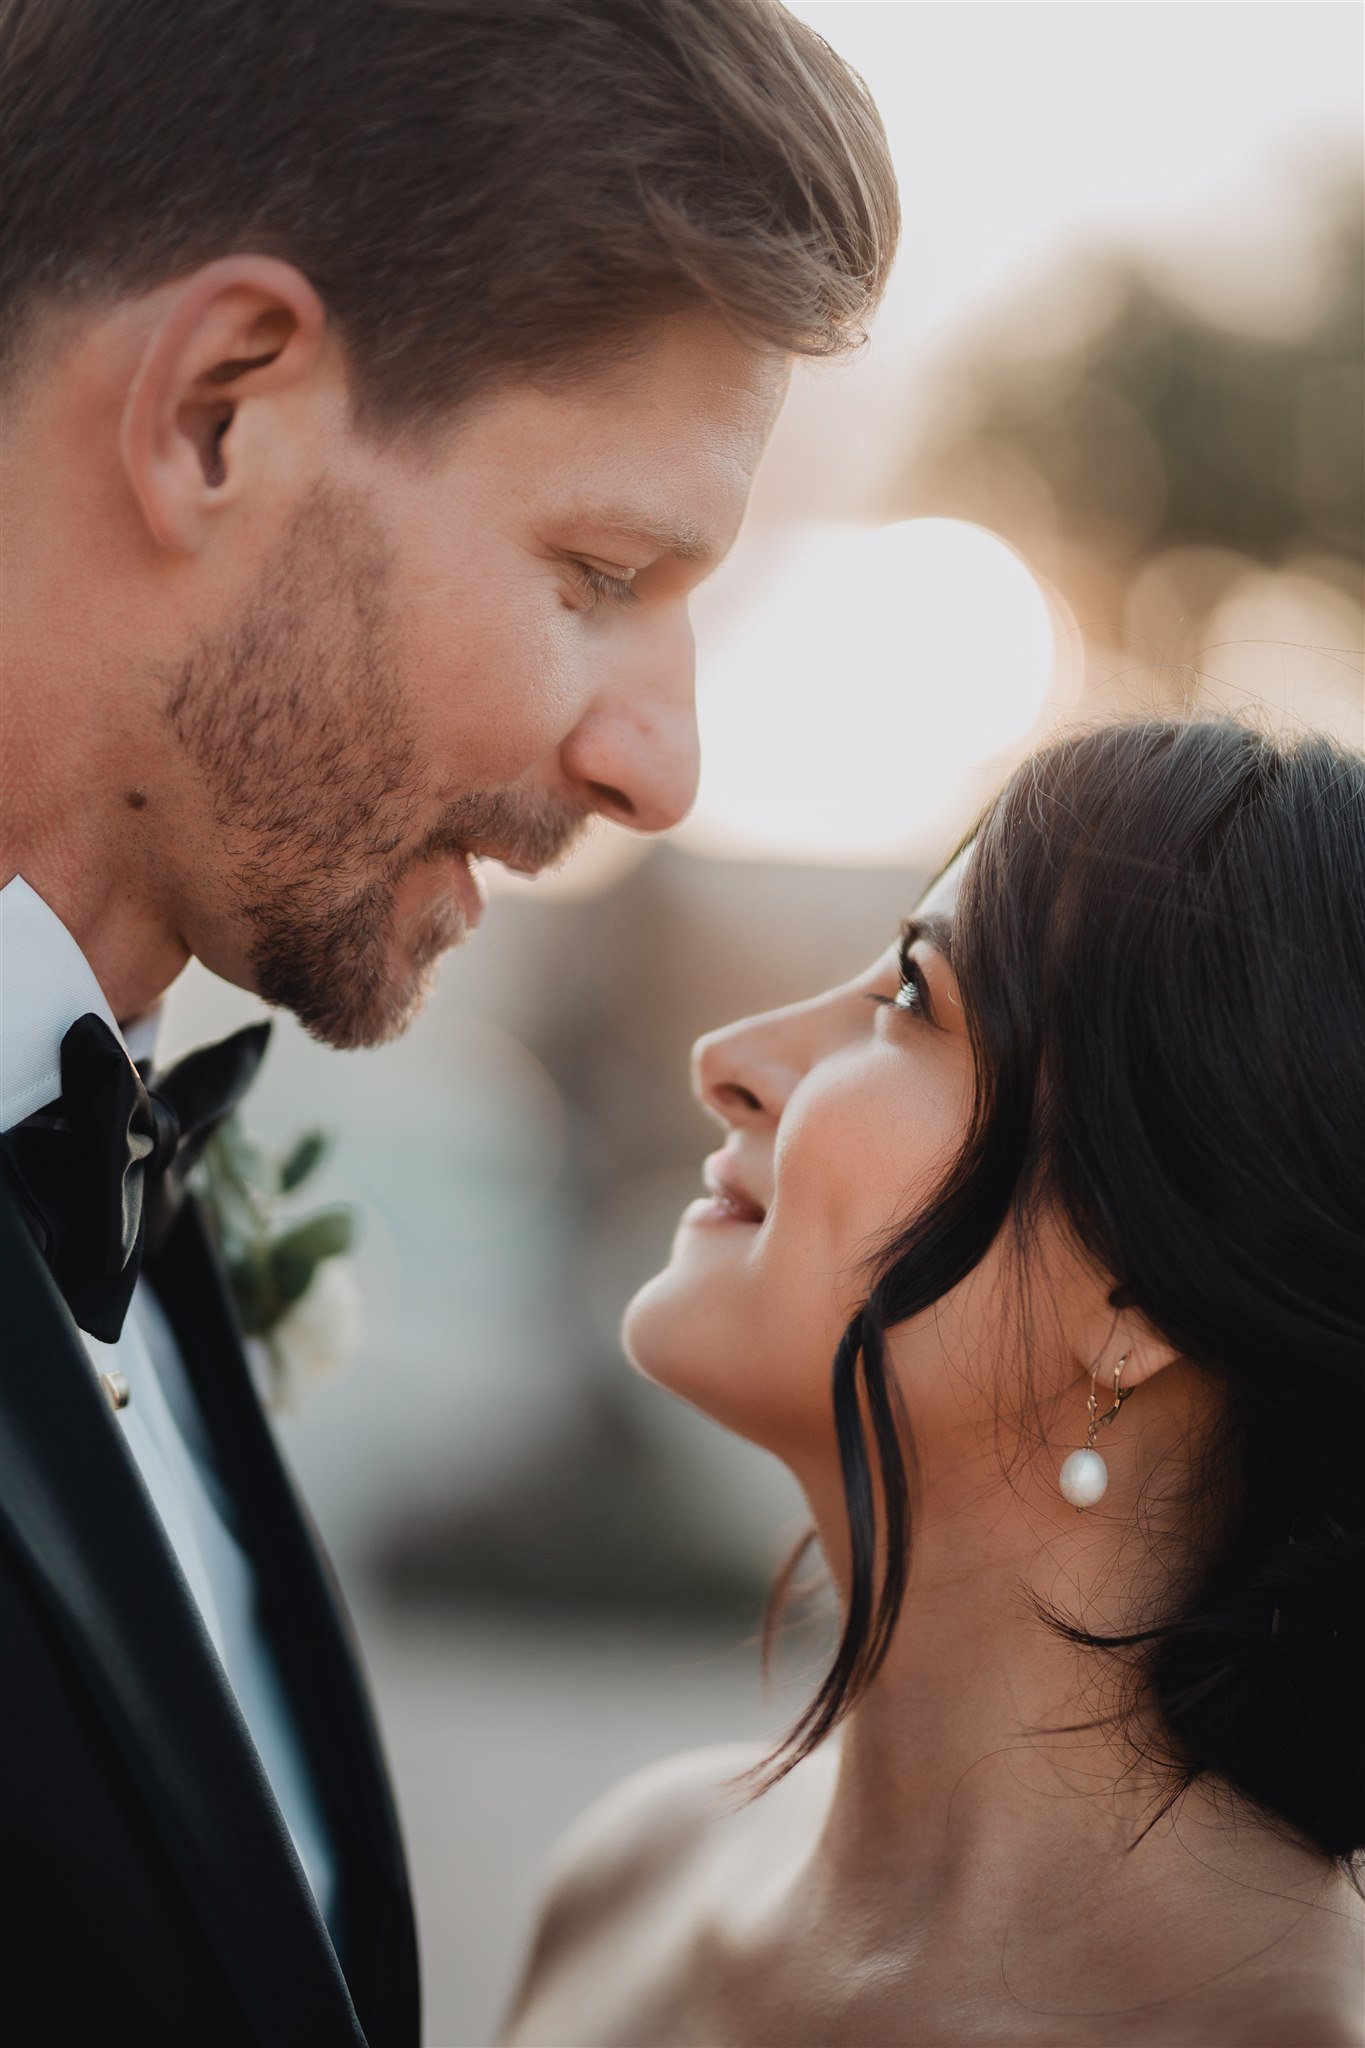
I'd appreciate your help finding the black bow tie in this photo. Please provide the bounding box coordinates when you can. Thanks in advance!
[1,1012,271,1343]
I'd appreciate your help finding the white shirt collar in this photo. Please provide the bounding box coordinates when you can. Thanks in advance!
[0,876,164,1132]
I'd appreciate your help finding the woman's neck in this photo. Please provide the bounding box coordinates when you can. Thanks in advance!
[771,1443,1341,2021]
[814,1503,1177,1902]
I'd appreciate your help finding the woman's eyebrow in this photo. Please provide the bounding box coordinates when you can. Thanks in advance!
[907,911,954,967]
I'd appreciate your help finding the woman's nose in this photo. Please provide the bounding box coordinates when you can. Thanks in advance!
[692,1014,797,1128]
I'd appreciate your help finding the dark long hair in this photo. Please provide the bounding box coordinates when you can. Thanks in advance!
[760,719,1365,1875]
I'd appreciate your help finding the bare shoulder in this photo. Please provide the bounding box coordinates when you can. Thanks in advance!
[1175,1876,1365,2048]
[542,1739,763,1899]
[498,1742,766,2045]
[1220,2004,1364,2048]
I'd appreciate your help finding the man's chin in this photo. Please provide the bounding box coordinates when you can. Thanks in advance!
[408,889,469,969]
[249,889,469,1051]
[342,897,469,1049]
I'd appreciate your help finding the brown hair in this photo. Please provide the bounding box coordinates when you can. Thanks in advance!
[0,0,899,426]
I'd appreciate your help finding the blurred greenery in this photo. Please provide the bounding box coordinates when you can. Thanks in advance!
[196,1112,356,1338]
[893,171,1363,651]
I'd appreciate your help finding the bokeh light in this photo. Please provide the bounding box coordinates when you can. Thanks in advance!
[678,518,1057,865]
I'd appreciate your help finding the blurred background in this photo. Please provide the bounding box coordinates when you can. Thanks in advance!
[162,5,1363,2041]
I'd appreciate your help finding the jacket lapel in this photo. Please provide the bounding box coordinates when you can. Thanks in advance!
[0,1181,368,2047]
[145,1197,421,2048]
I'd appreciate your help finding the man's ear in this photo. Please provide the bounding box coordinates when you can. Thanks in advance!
[119,255,331,554]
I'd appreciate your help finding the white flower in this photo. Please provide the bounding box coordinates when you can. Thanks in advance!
[265,1257,364,1412]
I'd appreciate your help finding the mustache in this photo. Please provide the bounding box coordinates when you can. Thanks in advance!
[405,787,594,877]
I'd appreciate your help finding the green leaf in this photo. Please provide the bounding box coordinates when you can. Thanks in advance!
[270,1244,317,1309]
[227,1250,283,1336]
[268,1208,356,1307]
[277,1208,355,1263]
[280,1130,329,1192]
[215,1115,277,1195]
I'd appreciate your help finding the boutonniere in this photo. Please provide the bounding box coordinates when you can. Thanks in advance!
[194,1112,362,1412]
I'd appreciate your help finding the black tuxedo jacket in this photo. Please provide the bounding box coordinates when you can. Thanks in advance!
[0,1177,421,2048]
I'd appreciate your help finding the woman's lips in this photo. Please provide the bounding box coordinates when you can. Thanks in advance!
[687,1157,767,1227]
[686,1196,761,1228]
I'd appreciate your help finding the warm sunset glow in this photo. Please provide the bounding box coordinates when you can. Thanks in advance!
[677,519,1057,866]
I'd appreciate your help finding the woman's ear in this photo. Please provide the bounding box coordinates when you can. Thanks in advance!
[118,255,331,554]
[1086,1287,1181,1393]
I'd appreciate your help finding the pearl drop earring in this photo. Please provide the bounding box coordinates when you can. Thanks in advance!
[1059,1354,1131,1510]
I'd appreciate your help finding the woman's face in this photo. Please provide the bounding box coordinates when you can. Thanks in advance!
[624,865,1022,1478]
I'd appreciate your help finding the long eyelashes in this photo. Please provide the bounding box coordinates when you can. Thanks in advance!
[864,952,925,1018]
[893,930,926,1014]
[893,960,926,1014]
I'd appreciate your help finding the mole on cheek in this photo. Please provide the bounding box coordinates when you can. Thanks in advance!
[124,789,149,811]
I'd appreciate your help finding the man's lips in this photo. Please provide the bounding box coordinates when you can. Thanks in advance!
[462,839,552,878]
[463,841,548,877]
[428,845,552,929]
[441,850,488,929]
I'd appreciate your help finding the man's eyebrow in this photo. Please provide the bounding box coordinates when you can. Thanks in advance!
[581,509,714,564]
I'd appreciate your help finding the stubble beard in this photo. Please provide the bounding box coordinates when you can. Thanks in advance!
[164,483,586,1049]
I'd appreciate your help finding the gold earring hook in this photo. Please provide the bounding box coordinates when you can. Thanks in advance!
[1084,1353,1131,1451]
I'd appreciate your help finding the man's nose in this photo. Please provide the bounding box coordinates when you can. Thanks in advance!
[558,618,700,834]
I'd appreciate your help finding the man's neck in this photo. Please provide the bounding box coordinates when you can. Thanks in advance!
[1,379,196,1024]
[1,836,191,1027]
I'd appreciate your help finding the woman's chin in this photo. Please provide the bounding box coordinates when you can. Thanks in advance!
[622,1209,745,1373]
[620,1261,737,1406]
[619,1268,681,1382]
[622,1266,833,1465]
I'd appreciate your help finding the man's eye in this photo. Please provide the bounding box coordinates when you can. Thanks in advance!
[572,561,638,608]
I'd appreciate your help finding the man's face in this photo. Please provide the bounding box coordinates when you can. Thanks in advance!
[167,312,786,1047]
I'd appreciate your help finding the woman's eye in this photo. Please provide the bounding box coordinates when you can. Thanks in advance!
[572,561,638,608]
[884,929,927,1015]
[865,955,924,1018]
[893,957,925,1015]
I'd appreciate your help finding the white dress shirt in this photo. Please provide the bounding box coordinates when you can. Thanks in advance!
[0,875,338,1939]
